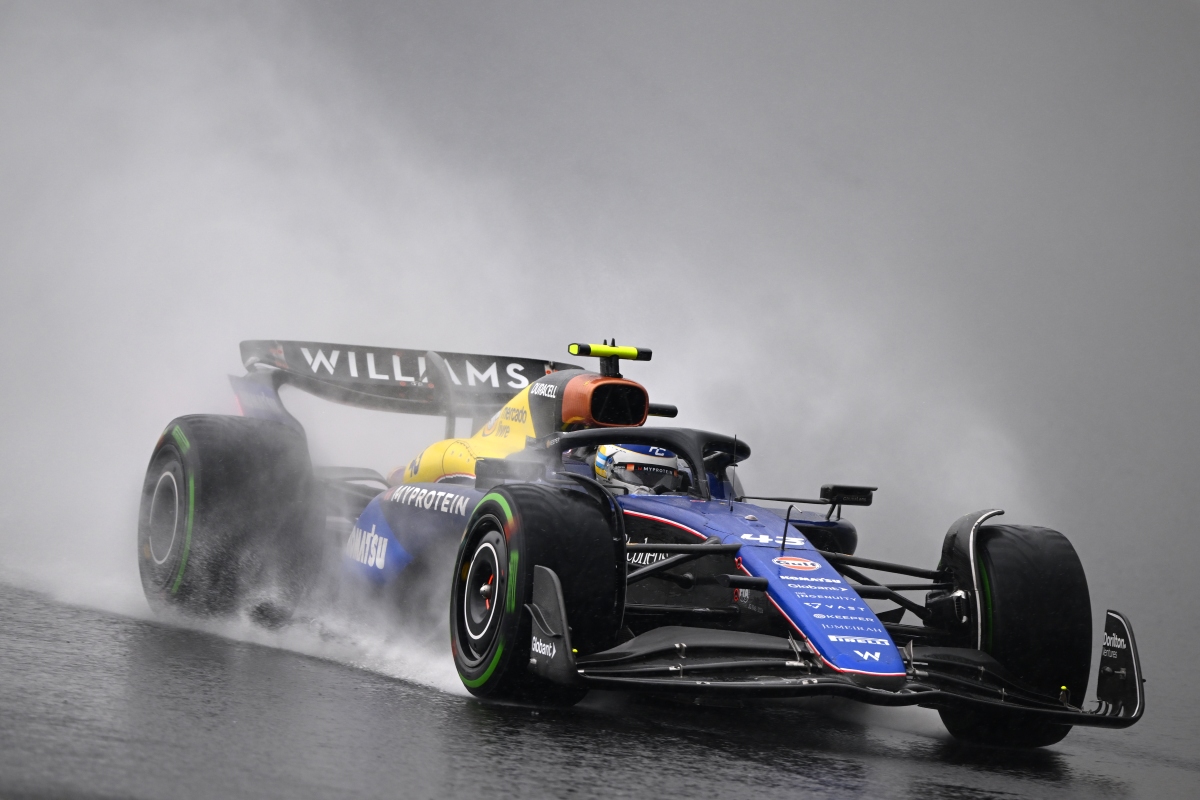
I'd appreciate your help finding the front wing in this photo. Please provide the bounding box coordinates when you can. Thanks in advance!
[527,566,1144,728]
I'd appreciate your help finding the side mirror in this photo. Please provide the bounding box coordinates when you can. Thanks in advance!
[820,484,877,507]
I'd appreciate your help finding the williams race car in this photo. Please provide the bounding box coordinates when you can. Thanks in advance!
[137,339,1144,747]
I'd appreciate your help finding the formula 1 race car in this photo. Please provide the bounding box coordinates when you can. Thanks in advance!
[137,339,1144,747]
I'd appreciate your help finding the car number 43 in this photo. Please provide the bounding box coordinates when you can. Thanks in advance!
[741,533,806,546]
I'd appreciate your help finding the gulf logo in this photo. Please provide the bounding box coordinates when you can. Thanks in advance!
[773,556,820,571]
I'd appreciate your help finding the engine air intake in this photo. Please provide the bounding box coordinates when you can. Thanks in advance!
[561,375,648,429]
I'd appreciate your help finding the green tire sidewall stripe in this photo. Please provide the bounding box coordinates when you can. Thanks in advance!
[170,475,195,594]
[506,550,520,613]
[977,556,994,652]
[460,639,505,688]
[458,491,518,689]
[480,492,513,524]
[171,425,191,454]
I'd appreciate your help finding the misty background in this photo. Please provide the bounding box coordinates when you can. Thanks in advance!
[1,0,1197,756]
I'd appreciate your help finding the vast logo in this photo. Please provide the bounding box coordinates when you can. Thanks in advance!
[345,524,388,569]
[806,603,869,612]
[773,556,820,571]
[531,635,557,659]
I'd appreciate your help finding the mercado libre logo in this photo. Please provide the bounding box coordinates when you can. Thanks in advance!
[773,556,820,571]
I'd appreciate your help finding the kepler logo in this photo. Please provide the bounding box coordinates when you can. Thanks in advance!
[531,636,557,659]
[345,524,388,569]
[773,556,820,571]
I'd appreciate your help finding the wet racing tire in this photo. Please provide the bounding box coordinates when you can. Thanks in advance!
[451,483,624,705]
[939,524,1092,747]
[137,415,319,617]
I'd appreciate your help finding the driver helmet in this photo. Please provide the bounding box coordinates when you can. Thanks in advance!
[595,444,681,495]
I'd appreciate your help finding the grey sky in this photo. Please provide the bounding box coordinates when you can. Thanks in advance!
[1,0,1198,746]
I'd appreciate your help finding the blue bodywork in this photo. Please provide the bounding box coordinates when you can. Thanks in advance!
[618,494,905,682]
[341,483,484,585]
[342,481,904,683]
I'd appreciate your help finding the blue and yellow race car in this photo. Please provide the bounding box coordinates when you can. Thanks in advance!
[137,339,1144,747]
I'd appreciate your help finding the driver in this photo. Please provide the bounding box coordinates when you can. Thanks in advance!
[594,444,682,495]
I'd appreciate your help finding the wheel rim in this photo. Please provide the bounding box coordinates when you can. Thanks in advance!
[148,470,180,566]
[458,522,507,662]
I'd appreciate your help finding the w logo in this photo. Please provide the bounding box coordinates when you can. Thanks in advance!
[300,347,339,375]
[854,650,881,661]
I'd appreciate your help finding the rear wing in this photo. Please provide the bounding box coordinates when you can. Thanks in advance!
[231,339,579,434]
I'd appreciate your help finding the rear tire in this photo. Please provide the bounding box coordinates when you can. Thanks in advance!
[939,524,1092,747]
[451,484,624,705]
[137,415,319,617]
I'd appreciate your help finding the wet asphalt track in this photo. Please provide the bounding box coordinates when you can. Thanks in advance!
[1,583,1195,800]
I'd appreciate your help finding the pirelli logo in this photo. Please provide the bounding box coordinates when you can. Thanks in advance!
[827,635,890,645]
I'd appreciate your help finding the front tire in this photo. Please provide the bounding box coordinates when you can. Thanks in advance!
[939,524,1092,747]
[451,484,623,704]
